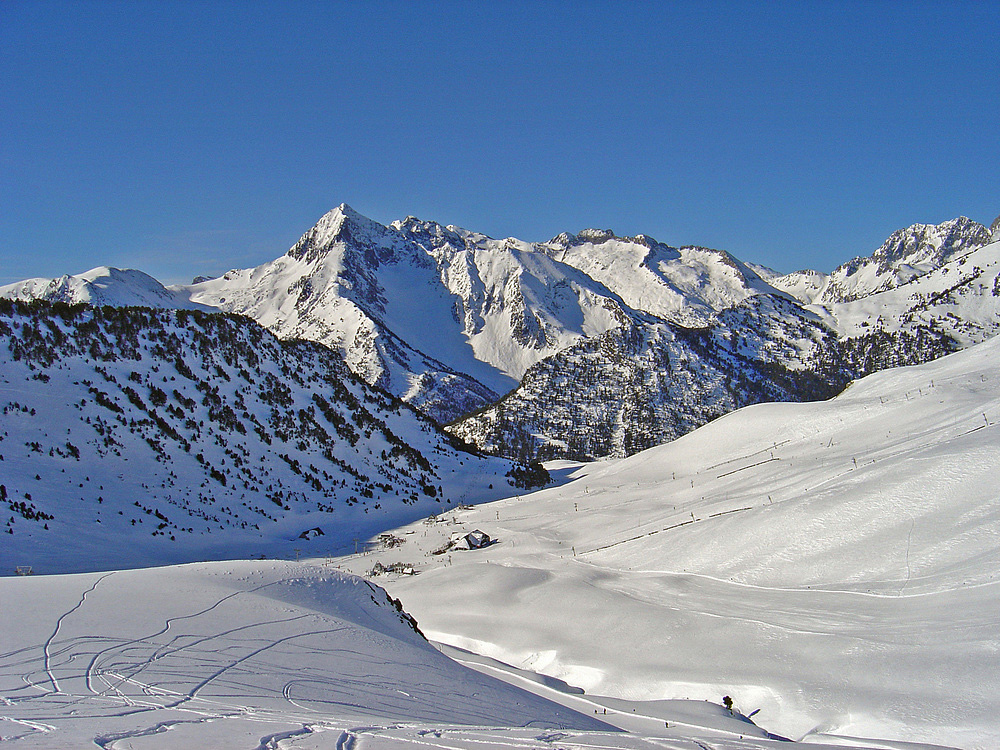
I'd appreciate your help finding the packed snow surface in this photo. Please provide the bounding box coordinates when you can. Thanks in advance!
[1,560,906,749]
[339,337,1000,749]
[0,561,616,748]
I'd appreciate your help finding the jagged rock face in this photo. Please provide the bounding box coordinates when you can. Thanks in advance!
[820,217,990,304]
[0,298,534,570]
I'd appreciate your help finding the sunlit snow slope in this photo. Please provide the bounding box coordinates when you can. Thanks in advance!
[342,337,1000,748]
[0,561,612,748]
[0,267,208,310]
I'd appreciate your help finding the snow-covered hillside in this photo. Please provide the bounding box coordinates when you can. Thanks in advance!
[0,299,541,574]
[339,336,1000,748]
[0,561,614,748]
[543,230,786,326]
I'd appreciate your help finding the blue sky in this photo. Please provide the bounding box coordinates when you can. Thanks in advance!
[2,0,998,285]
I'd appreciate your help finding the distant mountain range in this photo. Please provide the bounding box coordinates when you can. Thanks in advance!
[4,206,998,461]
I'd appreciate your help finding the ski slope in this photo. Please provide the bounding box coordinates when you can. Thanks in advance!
[1,561,862,749]
[0,561,617,748]
[338,336,1000,748]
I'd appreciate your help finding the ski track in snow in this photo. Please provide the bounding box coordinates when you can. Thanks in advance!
[41,572,114,694]
[83,578,284,697]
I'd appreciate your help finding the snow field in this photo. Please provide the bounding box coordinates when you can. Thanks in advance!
[338,337,1000,748]
[0,561,612,749]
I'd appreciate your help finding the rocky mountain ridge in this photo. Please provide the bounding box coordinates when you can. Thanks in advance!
[3,207,997,461]
[766,216,991,305]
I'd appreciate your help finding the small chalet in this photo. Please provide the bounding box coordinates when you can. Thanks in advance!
[464,529,490,549]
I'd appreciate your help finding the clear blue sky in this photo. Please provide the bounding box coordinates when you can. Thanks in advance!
[2,0,998,285]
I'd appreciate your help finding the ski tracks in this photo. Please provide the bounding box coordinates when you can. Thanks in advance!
[42,572,114,694]
[85,578,284,697]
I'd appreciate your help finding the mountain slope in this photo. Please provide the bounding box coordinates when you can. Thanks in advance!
[0,561,610,748]
[826,233,1000,344]
[0,299,538,574]
[344,335,1000,747]
[177,205,505,422]
[449,295,846,461]
[769,216,991,305]
[0,266,208,310]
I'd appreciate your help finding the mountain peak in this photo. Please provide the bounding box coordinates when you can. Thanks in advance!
[333,202,363,220]
[288,204,393,262]
[873,216,989,266]
[545,228,620,248]
[316,202,364,235]
[547,229,665,251]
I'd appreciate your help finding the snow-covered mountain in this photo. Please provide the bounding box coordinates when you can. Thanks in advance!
[0,266,207,310]
[3,207,997,461]
[827,235,1000,344]
[5,312,997,749]
[0,298,543,574]
[449,297,846,462]
[768,216,991,305]
[1,205,823,426]
[174,206,507,422]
